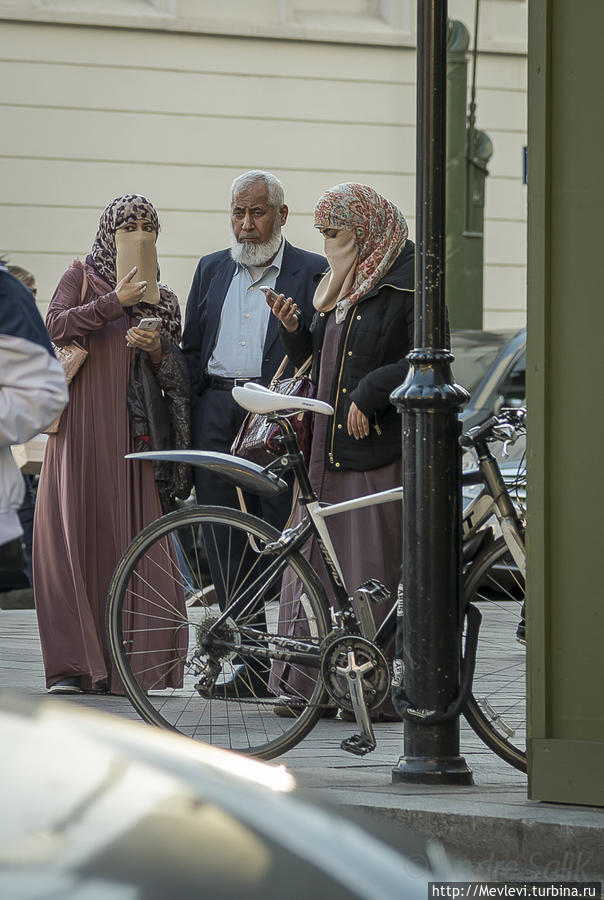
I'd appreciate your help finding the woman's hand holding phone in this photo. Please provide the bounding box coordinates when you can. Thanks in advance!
[261,286,300,333]
[126,316,161,354]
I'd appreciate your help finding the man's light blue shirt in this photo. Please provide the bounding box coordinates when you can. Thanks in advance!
[207,239,285,378]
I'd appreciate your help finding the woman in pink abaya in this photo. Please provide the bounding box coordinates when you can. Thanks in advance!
[34,194,189,694]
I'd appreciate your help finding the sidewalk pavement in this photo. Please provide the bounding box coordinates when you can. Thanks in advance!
[2,609,603,882]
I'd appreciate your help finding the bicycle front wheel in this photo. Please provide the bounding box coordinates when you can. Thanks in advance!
[106,505,331,759]
[463,535,527,772]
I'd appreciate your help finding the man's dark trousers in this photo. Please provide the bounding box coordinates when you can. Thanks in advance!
[192,386,292,630]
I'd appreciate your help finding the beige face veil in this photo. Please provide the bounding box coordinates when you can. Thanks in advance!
[89,194,161,303]
[312,229,359,322]
[313,183,409,323]
[115,227,160,305]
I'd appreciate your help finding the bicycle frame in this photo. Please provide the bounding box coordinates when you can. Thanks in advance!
[200,419,401,667]
[111,405,528,764]
[201,412,525,675]
[462,440,526,577]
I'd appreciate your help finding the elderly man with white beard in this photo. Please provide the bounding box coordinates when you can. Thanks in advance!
[182,170,325,698]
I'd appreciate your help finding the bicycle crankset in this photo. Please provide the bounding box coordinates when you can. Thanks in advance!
[321,634,390,756]
[320,633,390,711]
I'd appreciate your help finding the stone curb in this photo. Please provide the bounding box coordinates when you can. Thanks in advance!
[356,804,604,881]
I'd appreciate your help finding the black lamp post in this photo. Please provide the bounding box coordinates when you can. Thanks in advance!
[390,0,473,785]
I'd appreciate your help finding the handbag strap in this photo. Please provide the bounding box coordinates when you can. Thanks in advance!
[271,355,289,384]
[294,355,312,377]
[270,354,312,386]
[51,268,88,351]
[71,268,89,351]
[80,267,88,303]
[236,483,299,534]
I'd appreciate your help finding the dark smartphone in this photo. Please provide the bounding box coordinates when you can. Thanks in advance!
[259,285,279,303]
[259,286,300,318]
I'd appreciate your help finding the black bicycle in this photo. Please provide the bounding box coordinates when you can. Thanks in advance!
[106,385,526,771]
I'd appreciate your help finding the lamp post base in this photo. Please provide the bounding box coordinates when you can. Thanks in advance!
[392,755,474,785]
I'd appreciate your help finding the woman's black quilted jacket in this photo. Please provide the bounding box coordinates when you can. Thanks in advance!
[279,241,415,471]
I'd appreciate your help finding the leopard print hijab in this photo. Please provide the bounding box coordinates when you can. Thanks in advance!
[90,194,159,286]
[87,194,180,344]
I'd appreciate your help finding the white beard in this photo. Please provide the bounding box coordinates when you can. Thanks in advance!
[230,225,283,267]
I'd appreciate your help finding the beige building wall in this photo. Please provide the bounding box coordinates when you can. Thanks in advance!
[0,0,527,329]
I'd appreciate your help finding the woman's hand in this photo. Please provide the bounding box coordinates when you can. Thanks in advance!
[347,402,370,440]
[126,325,162,363]
[266,291,300,333]
[116,266,148,307]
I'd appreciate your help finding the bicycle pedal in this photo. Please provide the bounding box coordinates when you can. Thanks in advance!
[340,734,376,756]
[354,578,390,605]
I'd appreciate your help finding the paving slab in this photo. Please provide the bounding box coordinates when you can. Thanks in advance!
[1,609,603,883]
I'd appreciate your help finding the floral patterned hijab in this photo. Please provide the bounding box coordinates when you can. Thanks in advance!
[87,194,180,344]
[313,183,408,323]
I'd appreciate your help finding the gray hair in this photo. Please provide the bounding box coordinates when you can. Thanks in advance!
[230,170,285,209]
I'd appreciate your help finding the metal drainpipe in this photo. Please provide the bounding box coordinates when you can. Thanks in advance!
[446,19,471,327]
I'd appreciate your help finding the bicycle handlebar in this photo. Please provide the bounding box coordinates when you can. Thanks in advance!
[460,407,527,449]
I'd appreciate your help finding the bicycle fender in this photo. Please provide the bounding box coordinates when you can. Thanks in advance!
[126,450,288,496]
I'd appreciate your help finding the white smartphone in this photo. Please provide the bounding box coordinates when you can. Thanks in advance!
[127,316,161,347]
[138,316,161,331]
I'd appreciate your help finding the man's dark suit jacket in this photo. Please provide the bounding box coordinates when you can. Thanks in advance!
[182,240,326,416]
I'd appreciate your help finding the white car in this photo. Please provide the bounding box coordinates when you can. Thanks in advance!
[0,693,461,900]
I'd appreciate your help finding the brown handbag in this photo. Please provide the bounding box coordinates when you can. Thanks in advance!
[230,355,315,466]
[45,268,89,435]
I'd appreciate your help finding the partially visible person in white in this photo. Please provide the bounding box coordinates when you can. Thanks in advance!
[0,261,67,548]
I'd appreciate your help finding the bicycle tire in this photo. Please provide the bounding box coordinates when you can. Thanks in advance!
[106,504,332,760]
[463,535,527,772]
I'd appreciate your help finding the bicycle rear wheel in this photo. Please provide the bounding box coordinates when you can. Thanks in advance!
[463,535,527,772]
[107,505,331,759]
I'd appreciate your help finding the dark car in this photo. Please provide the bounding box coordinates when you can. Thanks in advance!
[451,328,526,431]
[454,330,527,566]
[0,693,463,899]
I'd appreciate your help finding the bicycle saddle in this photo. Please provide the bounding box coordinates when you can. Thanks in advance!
[232,383,334,417]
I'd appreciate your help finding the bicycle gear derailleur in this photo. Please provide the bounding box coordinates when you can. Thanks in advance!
[190,614,239,697]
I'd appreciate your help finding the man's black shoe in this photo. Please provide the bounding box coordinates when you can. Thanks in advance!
[213,663,272,699]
